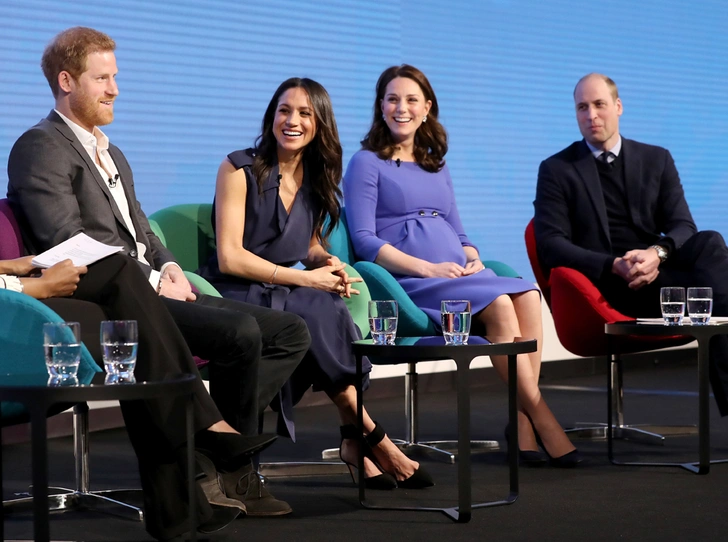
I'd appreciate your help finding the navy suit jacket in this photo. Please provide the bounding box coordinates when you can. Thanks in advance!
[533,137,697,283]
[7,110,174,277]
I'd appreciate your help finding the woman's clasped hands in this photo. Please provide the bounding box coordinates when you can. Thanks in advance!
[305,256,362,297]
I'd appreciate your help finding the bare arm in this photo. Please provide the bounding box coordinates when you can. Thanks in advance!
[214,158,349,293]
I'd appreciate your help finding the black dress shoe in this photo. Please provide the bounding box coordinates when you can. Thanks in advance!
[195,431,277,470]
[504,424,547,467]
[365,421,434,489]
[533,429,581,468]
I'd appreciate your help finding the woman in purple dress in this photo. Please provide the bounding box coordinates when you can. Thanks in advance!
[199,77,432,489]
[343,65,579,467]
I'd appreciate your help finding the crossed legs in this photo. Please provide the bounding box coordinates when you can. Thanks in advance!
[476,290,575,458]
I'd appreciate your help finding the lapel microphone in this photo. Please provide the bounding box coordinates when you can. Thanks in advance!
[108,173,119,188]
[395,158,401,167]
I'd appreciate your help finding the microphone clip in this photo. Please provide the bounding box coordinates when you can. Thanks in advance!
[395,158,401,167]
[108,174,119,188]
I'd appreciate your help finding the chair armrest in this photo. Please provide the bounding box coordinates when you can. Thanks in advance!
[483,260,520,278]
[353,261,437,336]
[184,271,222,298]
[341,264,371,338]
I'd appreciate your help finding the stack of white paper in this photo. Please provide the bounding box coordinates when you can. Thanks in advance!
[31,233,123,268]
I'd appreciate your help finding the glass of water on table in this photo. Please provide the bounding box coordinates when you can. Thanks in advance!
[687,287,713,325]
[660,287,685,325]
[43,322,81,385]
[100,320,138,383]
[441,300,472,345]
[369,300,398,345]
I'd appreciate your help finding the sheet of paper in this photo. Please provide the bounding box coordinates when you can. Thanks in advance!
[635,317,728,325]
[31,233,123,268]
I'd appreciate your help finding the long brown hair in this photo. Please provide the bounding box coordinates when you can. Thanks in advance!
[361,64,447,172]
[252,77,342,245]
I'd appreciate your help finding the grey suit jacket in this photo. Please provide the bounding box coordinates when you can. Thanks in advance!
[533,137,697,283]
[6,110,175,277]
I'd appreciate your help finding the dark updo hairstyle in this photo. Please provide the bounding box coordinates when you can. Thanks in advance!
[360,64,447,172]
[252,77,343,244]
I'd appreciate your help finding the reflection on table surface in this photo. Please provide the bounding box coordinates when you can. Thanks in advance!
[355,336,534,347]
[0,372,188,389]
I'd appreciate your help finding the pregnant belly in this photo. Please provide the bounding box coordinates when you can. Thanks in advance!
[387,218,466,265]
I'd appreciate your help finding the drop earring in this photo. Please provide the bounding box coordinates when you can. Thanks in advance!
[422,115,428,123]
[382,114,386,121]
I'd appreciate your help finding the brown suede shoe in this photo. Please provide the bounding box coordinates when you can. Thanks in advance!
[196,451,247,514]
[220,461,292,517]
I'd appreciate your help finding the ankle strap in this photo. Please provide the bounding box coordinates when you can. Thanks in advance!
[364,421,386,448]
[340,424,359,440]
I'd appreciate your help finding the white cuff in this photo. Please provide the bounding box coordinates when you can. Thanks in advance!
[148,269,161,292]
[0,274,24,293]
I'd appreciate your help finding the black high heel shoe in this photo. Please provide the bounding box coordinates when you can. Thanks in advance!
[365,421,434,489]
[339,425,397,490]
[504,423,547,467]
[533,429,581,468]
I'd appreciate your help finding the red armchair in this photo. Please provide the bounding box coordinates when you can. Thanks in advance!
[524,219,695,444]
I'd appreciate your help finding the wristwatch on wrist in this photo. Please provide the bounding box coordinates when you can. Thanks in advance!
[650,244,668,263]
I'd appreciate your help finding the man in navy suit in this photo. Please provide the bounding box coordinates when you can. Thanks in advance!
[534,72,728,415]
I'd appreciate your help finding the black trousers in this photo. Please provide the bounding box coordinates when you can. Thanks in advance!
[44,254,309,540]
[596,231,728,416]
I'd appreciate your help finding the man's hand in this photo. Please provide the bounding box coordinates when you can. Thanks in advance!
[159,265,196,301]
[612,248,661,290]
[37,260,87,298]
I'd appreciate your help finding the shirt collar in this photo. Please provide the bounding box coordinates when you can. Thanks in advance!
[585,135,622,159]
[54,109,110,153]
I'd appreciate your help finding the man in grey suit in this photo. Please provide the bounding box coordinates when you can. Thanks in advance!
[534,73,728,415]
[6,26,310,536]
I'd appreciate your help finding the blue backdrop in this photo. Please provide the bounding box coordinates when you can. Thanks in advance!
[2,0,727,280]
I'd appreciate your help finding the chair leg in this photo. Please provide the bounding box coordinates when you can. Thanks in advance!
[565,354,696,444]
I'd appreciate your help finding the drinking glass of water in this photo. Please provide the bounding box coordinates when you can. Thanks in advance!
[368,300,398,345]
[687,287,713,325]
[100,320,138,383]
[441,300,472,345]
[660,287,685,325]
[43,322,81,383]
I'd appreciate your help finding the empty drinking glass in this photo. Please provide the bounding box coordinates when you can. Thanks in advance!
[687,287,713,325]
[43,322,81,382]
[660,287,685,325]
[441,300,472,345]
[368,300,398,345]
[100,320,138,383]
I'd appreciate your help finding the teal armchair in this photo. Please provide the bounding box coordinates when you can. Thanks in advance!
[324,208,520,461]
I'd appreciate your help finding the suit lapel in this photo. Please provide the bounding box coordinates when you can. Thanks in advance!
[620,138,643,230]
[107,145,150,251]
[573,141,611,244]
[47,112,134,239]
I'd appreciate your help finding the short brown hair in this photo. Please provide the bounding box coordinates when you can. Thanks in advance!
[360,64,447,173]
[574,73,619,101]
[41,27,116,97]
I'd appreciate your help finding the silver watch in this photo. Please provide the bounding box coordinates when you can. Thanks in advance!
[650,244,668,263]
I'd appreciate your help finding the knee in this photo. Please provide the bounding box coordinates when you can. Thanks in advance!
[280,311,312,350]
[223,314,263,360]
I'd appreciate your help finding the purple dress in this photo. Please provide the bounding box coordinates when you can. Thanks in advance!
[199,148,369,440]
[343,150,536,326]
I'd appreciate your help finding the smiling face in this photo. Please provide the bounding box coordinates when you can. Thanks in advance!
[273,87,317,156]
[61,50,118,132]
[574,75,623,151]
[380,76,431,146]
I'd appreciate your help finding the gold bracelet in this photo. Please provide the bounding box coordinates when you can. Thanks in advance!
[270,265,279,284]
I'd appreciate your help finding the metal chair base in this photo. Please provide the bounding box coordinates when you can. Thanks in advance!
[321,440,500,465]
[565,423,697,444]
[259,461,349,478]
[2,487,144,521]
